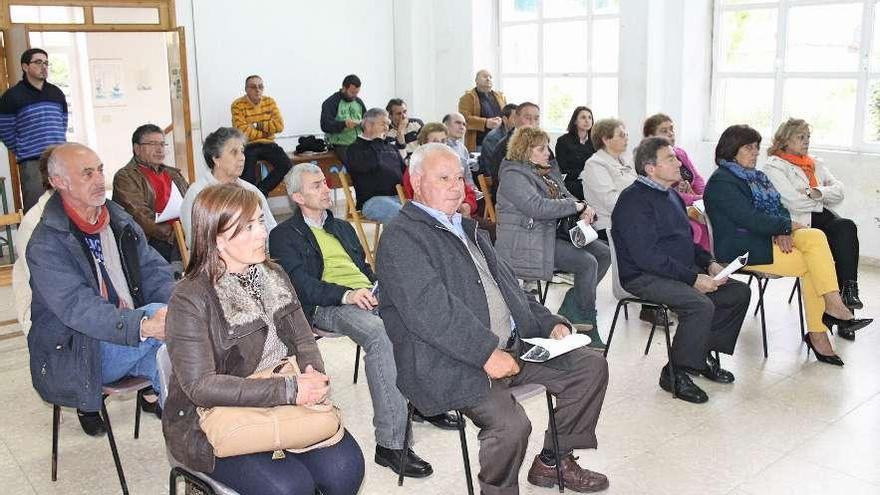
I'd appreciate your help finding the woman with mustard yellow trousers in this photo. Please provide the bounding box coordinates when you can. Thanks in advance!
[704,125,872,366]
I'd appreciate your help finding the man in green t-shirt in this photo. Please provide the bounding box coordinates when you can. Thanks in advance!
[320,74,367,165]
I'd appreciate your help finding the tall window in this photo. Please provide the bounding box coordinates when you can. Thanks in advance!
[499,0,620,131]
[712,0,880,151]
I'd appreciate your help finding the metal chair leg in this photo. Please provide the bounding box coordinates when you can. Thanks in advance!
[353,345,361,384]
[134,389,143,439]
[456,410,475,495]
[756,278,769,358]
[52,405,60,482]
[788,279,799,304]
[623,303,629,320]
[603,300,627,358]
[397,403,414,486]
[644,322,657,356]
[102,400,129,495]
[546,392,564,492]
[540,279,551,305]
[662,311,677,398]
[796,279,807,340]
[753,278,769,316]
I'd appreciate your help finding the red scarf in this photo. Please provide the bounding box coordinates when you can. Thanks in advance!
[62,199,109,235]
[777,152,817,188]
[138,163,173,214]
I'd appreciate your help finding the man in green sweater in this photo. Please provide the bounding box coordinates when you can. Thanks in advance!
[320,74,367,165]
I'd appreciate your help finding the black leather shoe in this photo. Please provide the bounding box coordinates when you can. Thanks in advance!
[822,313,873,335]
[842,281,864,310]
[702,353,735,383]
[803,333,844,367]
[838,327,856,341]
[375,445,433,478]
[76,409,106,437]
[140,398,162,419]
[659,365,708,404]
[412,409,460,430]
[640,306,675,326]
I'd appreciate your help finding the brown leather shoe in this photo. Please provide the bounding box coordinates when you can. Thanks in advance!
[526,453,609,492]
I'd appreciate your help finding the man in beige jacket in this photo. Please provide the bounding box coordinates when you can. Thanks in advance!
[458,69,506,151]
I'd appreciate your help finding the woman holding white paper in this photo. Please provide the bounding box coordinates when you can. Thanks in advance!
[495,127,610,349]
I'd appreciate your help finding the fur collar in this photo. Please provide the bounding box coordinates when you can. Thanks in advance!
[214,263,293,330]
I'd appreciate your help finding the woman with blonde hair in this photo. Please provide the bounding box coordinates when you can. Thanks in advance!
[763,118,862,311]
[495,127,610,349]
[163,183,365,494]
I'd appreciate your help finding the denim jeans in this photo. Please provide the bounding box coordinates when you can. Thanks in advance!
[553,238,611,315]
[313,304,409,449]
[100,303,166,397]
[361,196,402,224]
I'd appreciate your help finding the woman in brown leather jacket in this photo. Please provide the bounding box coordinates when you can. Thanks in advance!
[162,183,364,494]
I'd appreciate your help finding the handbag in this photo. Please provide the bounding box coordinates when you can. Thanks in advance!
[197,357,344,459]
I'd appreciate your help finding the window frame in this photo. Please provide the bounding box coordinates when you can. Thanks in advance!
[497,0,620,132]
[710,0,880,152]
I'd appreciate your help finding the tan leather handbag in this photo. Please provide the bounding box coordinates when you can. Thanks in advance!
[197,357,344,459]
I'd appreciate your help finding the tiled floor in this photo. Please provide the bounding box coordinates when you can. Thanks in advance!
[0,262,877,494]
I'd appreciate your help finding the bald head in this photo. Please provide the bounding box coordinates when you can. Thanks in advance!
[410,143,464,215]
[48,143,107,210]
[475,69,493,93]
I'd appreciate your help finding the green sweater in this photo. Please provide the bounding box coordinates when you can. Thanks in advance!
[328,99,363,146]
[309,226,371,289]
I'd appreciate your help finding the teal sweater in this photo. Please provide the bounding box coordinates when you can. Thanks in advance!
[703,166,792,265]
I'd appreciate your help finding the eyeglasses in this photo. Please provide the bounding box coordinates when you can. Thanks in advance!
[28,60,49,67]
[138,141,168,148]
[247,85,265,90]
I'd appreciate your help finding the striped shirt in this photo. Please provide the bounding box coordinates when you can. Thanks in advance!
[0,79,68,161]
[230,95,284,144]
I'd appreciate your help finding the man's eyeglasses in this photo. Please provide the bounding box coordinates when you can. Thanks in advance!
[28,60,49,67]
[138,141,168,148]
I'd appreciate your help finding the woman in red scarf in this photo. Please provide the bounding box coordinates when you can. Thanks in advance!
[764,118,863,313]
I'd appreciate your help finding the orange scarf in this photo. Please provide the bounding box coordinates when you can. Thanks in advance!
[777,152,817,187]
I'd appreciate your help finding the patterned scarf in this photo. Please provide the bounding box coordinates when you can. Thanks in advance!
[532,162,560,199]
[229,264,265,301]
[718,159,788,218]
[776,152,817,187]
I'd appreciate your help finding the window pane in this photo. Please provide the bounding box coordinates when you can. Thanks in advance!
[502,77,539,107]
[864,80,880,142]
[723,0,777,4]
[544,77,588,131]
[10,5,84,23]
[502,24,539,73]
[591,77,618,119]
[870,6,880,72]
[713,78,774,135]
[500,0,537,22]
[93,7,160,24]
[592,18,619,73]
[544,21,588,73]
[544,0,587,18]
[782,79,856,146]
[717,9,777,72]
[786,3,862,72]
[593,0,620,15]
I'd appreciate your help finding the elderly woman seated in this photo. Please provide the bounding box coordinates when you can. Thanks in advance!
[764,118,862,311]
[163,183,364,494]
[494,126,610,349]
[704,125,872,366]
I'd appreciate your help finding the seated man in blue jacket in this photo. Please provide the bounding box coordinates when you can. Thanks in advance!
[268,163,455,479]
[611,137,750,404]
[377,144,610,494]
[27,143,173,436]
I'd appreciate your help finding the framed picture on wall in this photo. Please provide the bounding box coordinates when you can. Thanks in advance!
[90,58,126,107]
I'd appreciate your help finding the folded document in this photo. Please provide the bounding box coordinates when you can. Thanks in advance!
[520,333,591,363]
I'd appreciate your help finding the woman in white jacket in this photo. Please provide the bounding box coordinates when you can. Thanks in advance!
[764,118,862,310]
[580,118,637,241]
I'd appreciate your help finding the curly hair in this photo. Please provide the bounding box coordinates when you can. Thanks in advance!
[505,127,550,162]
[768,118,810,156]
[416,122,448,145]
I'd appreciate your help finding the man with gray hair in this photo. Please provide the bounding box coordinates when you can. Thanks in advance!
[345,107,405,223]
[378,143,610,494]
[442,112,478,189]
[27,143,173,437]
[269,163,452,478]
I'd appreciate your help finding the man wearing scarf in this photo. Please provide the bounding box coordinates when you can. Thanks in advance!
[112,124,189,263]
[27,143,174,437]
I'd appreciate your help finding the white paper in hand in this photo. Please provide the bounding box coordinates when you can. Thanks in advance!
[714,252,749,281]
[156,182,184,223]
[691,199,706,215]
[520,333,591,363]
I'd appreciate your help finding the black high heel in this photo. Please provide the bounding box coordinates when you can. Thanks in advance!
[803,333,844,366]
[822,313,873,335]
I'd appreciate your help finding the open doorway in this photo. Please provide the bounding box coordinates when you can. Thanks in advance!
[28,30,175,186]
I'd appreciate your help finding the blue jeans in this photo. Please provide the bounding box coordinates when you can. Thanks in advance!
[100,303,166,397]
[361,196,401,224]
[312,305,409,449]
[210,431,364,495]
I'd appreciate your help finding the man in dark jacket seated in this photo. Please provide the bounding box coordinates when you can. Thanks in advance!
[611,137,750,404]
[269,163,453,479]
[377,143,610,494]
[345,107,405,223]
[27,143,173,436]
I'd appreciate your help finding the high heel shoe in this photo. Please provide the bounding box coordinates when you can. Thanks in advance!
[803,333,844,367]
[822,313,873,335]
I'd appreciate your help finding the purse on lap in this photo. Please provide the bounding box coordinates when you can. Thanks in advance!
[197,357,344,459]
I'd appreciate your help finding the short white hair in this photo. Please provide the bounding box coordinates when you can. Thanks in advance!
[284,162,323,194]
[409,142,460,176]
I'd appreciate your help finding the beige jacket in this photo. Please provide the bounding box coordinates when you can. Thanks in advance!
[763,155,844,227]
[580,149,637,231]
[12,191,52,336]
[458,87,506,151]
